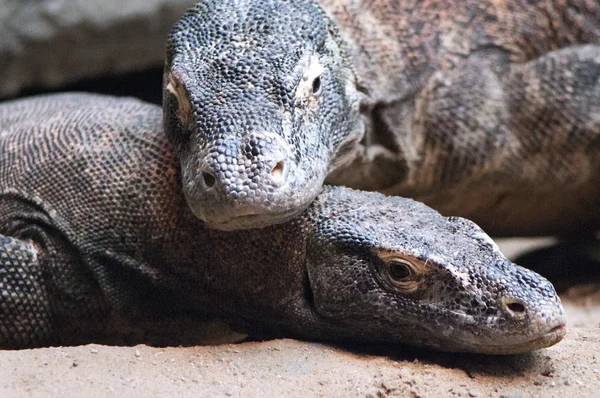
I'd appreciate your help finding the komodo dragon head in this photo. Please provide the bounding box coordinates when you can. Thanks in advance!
[164,0,364,230]
[246,187,566,354]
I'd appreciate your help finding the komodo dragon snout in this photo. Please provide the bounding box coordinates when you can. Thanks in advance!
[164,0,364,230]
[302,190,566,354]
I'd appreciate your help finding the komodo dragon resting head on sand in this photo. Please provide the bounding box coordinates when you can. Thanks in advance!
[0,94,565,353]
[164,0,600,235]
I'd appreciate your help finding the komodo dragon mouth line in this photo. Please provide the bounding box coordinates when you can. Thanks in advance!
[423,309,568,354]
[198,203,311,230]
[459,323,567,355]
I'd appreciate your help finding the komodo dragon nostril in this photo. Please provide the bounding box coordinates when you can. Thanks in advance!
[507,302,526,313]
[501,297,527,318]
[271,160,286,184]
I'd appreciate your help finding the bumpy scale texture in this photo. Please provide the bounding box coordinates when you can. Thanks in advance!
[0,94,564,353]
[164,0,364,230]
[165,0,600,235]
[323,0,600,237]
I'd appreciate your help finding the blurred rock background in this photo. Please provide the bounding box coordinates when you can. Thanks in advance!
[0,0,198,103]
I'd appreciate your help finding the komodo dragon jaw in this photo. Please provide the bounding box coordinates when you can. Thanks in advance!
[295,188,566,354]
[163,0,364,230]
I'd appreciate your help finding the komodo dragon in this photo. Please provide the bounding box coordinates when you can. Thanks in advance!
[163,0,600,234]
[0,93,565,353]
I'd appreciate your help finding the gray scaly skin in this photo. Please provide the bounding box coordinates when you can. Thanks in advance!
[0,93,565,353]
[164,0,600,235]
[164,0,364,230]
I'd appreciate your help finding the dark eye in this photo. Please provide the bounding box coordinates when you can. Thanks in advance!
[311,75,322,96]
[387,261,412,282]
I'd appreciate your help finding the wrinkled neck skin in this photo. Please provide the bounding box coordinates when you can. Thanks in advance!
[317,0,433,189]
[166,196,321,337]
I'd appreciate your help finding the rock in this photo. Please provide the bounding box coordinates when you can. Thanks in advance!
[0,0,197,97]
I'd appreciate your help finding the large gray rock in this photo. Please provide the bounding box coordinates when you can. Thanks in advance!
[0,0,197,97]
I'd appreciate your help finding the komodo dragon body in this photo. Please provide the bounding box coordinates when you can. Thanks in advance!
[164,0,600,234]
[0,93,565,353]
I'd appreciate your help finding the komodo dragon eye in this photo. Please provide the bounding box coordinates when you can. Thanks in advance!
[295,55,324,105]
[376,253,425,293]
[311,75,322,96]
[388,261,411,281]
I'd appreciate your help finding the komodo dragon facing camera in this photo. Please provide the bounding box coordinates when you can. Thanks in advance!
[164,0,600,234]
[0,93,565,353]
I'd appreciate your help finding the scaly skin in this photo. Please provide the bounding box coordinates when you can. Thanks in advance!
[165,0,600,234]
[0,93,565,353]
[164,0,365,230]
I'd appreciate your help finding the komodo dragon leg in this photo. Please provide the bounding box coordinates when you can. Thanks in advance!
[0,234,54,347]
[0,200,244,349]
[0,198,108,348]
[460,44,600,236]
[0,231,99,348]
[505,44,600,175]
[0,230,245,349]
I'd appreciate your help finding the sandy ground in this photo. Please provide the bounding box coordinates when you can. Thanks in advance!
[1,240,599,398]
